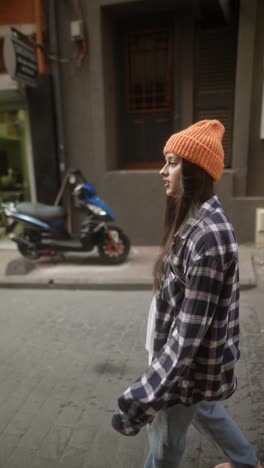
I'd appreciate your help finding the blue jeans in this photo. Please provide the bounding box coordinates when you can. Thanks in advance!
[144,401,258,468]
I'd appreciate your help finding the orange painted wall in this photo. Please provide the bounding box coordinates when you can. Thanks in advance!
[0,0,49,74]
[0,0,35,25]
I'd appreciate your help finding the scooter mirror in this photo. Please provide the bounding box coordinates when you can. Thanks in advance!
[69,175,77,184]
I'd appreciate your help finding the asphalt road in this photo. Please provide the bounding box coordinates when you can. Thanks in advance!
[0,289,263,468]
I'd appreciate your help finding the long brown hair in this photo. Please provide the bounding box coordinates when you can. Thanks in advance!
[153,158,214,291]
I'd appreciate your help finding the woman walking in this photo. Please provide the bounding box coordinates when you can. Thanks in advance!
[112,120,262,468]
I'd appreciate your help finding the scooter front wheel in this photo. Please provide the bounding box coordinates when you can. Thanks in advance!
[98,226,130,264]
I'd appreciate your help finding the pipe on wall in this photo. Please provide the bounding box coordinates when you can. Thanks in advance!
[45,0,67,180]
[34,0,50,74]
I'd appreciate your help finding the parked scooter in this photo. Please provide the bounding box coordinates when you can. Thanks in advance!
[2,169,130,264]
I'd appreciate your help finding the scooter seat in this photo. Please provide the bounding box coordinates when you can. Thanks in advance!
[16,202,66,221]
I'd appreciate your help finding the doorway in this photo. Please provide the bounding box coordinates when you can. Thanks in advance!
[0,108,33,240]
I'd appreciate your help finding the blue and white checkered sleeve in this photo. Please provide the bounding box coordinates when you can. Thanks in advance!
[112,251,224,436]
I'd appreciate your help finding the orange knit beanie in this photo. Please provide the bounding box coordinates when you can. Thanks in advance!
[163,120,225,181]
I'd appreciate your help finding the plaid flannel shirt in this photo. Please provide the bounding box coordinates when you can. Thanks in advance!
[112,195,240,436]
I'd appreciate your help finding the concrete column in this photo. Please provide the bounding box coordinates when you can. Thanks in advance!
[232,0,257,195]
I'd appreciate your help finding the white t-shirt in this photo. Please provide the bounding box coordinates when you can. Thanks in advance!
[145,296,157,365]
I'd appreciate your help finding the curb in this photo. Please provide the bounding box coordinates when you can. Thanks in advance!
[0,281,152,291]
[240,281,256,291]
[0,278,255,291]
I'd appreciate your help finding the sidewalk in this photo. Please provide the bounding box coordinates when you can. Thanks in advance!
[0,242,259,290]
[0,254,264,467]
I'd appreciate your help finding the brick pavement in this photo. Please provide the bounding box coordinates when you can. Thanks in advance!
[0,289,263,468]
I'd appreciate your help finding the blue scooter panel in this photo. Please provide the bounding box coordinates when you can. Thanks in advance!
[12,213,65,230]
[83,182,97,197]
[12,213,50,229]
[85,195,116,221]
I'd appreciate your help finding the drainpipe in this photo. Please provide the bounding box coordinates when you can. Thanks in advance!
[34,0,50,74]
[45,0,67,181]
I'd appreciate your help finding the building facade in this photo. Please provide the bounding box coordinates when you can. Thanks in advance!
[0,0,59,241]
[1,0,264,245]
[54,0,264,244]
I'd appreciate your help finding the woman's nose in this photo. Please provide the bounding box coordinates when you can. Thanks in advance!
[160,164,168,176]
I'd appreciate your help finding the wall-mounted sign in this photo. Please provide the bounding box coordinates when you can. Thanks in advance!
[3,34,38,87]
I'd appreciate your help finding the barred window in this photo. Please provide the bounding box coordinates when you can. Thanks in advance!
[125,29,172,113]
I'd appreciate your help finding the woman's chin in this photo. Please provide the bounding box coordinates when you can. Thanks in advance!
[165,188,175,197]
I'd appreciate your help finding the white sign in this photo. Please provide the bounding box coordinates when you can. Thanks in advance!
[3,34,38,87]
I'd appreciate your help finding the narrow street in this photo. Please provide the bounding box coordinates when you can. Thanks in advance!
[0,288,263,467]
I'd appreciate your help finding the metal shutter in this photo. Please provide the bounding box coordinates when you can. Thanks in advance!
[195,27,237,167]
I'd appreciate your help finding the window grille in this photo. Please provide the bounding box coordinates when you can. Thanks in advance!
[125,29,172,113]
[195,27,237,167]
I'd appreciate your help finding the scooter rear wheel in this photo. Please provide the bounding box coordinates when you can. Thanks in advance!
[98,226,130,264]
[17,232,40,260]
[18,243,40,260]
